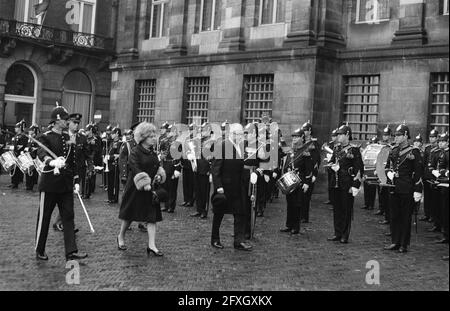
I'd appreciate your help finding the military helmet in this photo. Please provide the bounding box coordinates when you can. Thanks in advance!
[438,132,449,142]
[160,121,170,130]
[429,128,439,138]
[382,125,392,136]
[111,127,121,136]
[331,128,338,137]
[15,119,26,131]
[394,123,411,139]
[336,123,353,140]
[413,133,423,143]
[292,128,304,137]
[50,101,69,121]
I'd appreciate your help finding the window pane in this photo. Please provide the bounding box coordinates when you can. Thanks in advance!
[184,77,209,126]
[243,75,274,124]
[82,3,93,33]
[261,0,274,25]
[430,73,449,133]
[276,0,285,23]
[214,0,221,29]
[151,4,161,37]
[136,80,157,123]
[28,0,39,23]
[162,2,169,37]
[377,0,389,20]
[201,0,213,31]
[15,0,26,22]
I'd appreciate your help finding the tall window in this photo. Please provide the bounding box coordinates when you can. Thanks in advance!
[356,0,390,23]
[443,0,449,15]
[256,0,285,25]
[430,73,449,133]
[183,77,209,126]
[343,75,380,141]
[200,0,221,31]
[242,75,273,124]
[149,0,169,38]
[135,80,157,123]
[63,71,93,128]
[14,0,43,24]
[68,0,96,34]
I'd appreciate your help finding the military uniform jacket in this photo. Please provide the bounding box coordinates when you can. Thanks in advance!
[25,136,40,159]
[385,143,423,194]
[12,133,28,156]
[305,138,320,177]
[423,144,439,180]
[283,147,314,186]
[69,132,89,172]
[330,143,364,191]
[37,131,77,193]
[108,140,122,166]
[437,147,449,179]
[119,138,137,181]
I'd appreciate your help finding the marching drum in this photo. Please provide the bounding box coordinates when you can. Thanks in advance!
[16,152,36,175]
[276,171,301,195]
[0,151,18,173]
[361,144,390,185]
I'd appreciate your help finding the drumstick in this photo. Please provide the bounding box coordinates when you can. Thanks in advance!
[75,190,95,233]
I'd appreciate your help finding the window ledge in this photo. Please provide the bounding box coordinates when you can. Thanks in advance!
[354,19,390,25]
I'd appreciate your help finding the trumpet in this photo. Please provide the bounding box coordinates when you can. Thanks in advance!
[322,142,334,154]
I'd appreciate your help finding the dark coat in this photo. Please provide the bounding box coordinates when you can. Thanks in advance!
[119,144,162,223]
[211,140,245,215]
[330,143,364,191]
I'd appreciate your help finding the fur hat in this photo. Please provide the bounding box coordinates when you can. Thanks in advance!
[133,172,151,190]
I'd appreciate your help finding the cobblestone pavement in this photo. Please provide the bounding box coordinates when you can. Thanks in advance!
[0,173,448,291]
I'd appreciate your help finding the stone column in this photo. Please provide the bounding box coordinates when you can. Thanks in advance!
[284,0,317,47]
[116,0,141,59]
[218,0,246,52]
[0,81,5,128]
[392,0,427,45]
[165,0,189,56]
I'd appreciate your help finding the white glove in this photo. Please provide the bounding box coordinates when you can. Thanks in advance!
[49,157,65,169]
[387,171,395,181]
[217,187,224,194]
[9,145,14,151]
[413,192,422,202]
[331,164,339,172]
[374,170,378,176]
[173,170,181,178]
[302,184,309,193]
[272,172,277,179]
[312,176,316,183]
[144,184,152,191]
[432,170,440,178]
[250,172,258,184]
[74,183,80,193]
[187,152,195,161]
[264,175,270,183]
[351,187,360,197]
[209,174,213,183]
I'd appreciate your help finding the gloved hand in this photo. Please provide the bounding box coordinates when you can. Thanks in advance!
[173,170,181,179]
[302,184,309,193]
[312,176,316,183]
[49,157,66,169]
[387,171,395,181]
[432,170,440,178]
[272,172,278,179]
[209,174,213,183]
[250,172,258,184]
[413,192,422,202]
[351,187,360,197]
[74,183,80,193]
[331,164,339,172]
[217,187,224,194]
[144,184,152,191]
[264,175,270,183]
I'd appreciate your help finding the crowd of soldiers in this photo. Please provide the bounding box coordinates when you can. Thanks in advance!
[0,105,448,261]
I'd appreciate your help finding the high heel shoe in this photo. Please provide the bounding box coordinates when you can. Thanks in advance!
[117,237,127,251]
[146,247,163,257]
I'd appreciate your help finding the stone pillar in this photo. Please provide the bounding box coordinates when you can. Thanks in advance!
[0,81,5,128]
[284,0,317,47]
[218,0,246,52]
[315,0,346,48]
[392,0,427,45]
[165,0,189,56]
[116,0,141,59]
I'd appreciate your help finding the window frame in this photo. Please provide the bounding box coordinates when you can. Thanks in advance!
[444,0,449,15]
[199,0,220,32]
[149,0,169,38]
[17,0,44,24]
[182,77,210,126]
[75,0,96,34]
[134,79,157,124]
[241,74,274,124]
[428,73,449,134]
[258,0,284,26]
[355,0,390,24]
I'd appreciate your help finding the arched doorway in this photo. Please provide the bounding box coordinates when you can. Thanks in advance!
[4,63,37,130]
[62,70,93,128]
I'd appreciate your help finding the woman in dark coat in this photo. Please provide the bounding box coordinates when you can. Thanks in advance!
[117,122,166,256]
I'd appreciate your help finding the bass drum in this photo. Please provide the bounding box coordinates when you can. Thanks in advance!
[362,144,390,184]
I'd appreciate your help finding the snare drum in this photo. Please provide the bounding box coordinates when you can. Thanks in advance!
[16,152,36,175]
[276,171,301,195]
[0,151,18,173]
[33,157,45,175]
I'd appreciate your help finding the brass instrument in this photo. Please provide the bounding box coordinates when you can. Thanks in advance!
[104,138,110,173]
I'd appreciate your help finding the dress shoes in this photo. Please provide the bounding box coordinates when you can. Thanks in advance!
[419,216,430,222]
[427,226,441,233]
[185,202,194,207]
[327,236,341,241]
[160,207,168,212]
[180,202,188,207]
[146,247,163,257]
[374,210,384,216]
[279,228,291,233]
[256,211,264,217]
[117,237,127,251]
[190,212,202,217]
[384,232,392,237]
[290,230,300,235]
[66,251,88,260]
[300,219,309,224]
[167,209,174,213]
[234,242,252,251]
[211,241,224,249]
[398,247,408,253]
[384,244,400,251]
[53,223,63,231]
[379,220,390,225]
[435,239,449,244]
[36,252,48,261]
[200,213,207,219]
[361,205,369,210]
[324,200,332,205]
[340,238,348,244]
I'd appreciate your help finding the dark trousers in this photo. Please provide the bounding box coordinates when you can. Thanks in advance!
[430,186,441,229]
[389,193,414,248]
[378,186,390,221]
[256,175,267,214]
[332,188,354,240]
[327,169,335,203]
[78,167,87,197]
[107,164,120,202]
[182,168,194,204]
[35,192,77,256]
[211,213,246,245]
[441,187,449,240]
[423,181,433,219]
[25,170,38,190]
[194,173,209,215]
[11,168,23,186]
[363,181,377,208]
[164,176,179,211]
[300,183,314,222]
[286,188,305,231]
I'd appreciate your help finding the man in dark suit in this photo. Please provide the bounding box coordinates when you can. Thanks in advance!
[211,124,252,251]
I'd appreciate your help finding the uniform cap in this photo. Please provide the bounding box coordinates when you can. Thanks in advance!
[413,133,423,143]
[50,101,69,121]
[438,132,449,142]
[429,129,439,138]
[160,121,170,130]
[301,120,313,132]
[382,125,392,136]
[336,123,353,140]
[292,128,304,137]
[68,113,82,123]
[394,123,411,139]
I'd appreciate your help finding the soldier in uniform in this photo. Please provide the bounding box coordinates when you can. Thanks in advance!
[84,123,101,198]
[384,123,423,253]
[35,103,87,261]
[25,124,40,190]
[413,134,423,150]
[279,128,314,235]
[255,117,272,217]
[323,129,338,205]
[421,129,439,223]
[106,127,122,204]
[300,121,320,223]
[362,136,378,211]
[10,120,28,189]
[434,133,449,247]
[376,125,394,226]
[101,125,113,189]
[180,123,196,207]
[327,124,363,244]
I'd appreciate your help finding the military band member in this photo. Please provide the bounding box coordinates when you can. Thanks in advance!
[101,125,113,189]
[421,129,439,223]
[10,120,28,189]
[426,130,444,233]
[180,123,196,207]
[256,117,272,218]
[362,136,378,211]
[280,129,314,235]
[68,114,90,198]
[434,133,449,247]
[35,103,87,261]
[301,121,320,223]
[25,124,40,191]
[106,127,122,204]
[85,123,102,198]
[384,123,423,253]
[324,129,338,205]
[376,125,393,226]
[413,134,424,151]
[327,124,363,244]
